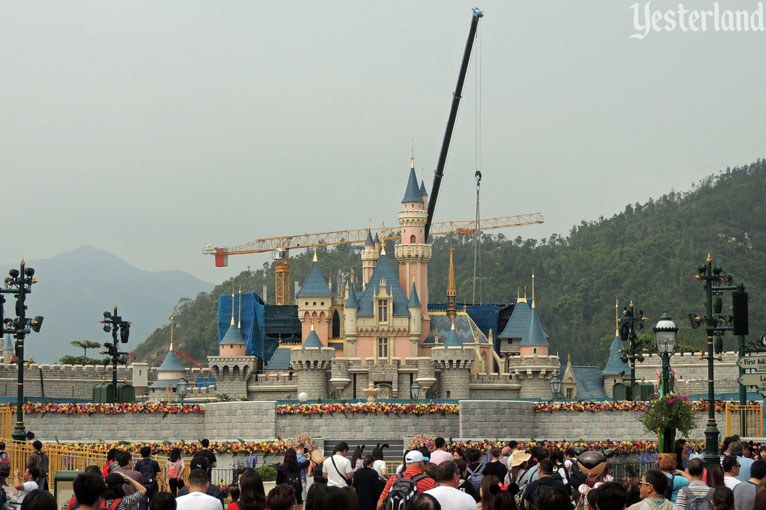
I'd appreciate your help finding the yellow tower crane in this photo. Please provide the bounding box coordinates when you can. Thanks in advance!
[203,212,543,306]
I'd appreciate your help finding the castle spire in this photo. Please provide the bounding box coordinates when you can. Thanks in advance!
[169,315,175,352]
[615,297,619,336]
[237,286,242,329]
[410,138,415,169]
[531,269,536,309]
[447,247,457,320]
[313,249,318,263]
[229,293,235,327]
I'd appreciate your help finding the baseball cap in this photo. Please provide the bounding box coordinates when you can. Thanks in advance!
[405,450,425,464]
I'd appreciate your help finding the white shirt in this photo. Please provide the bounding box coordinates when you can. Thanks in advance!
[373,459,387,478]
[13,481,39,503]
[323,454,353,487]
[724,475,741,489]
[426,485,478,510]
[175,491,223,510]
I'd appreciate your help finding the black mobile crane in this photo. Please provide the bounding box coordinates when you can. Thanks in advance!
[424,7,484,240]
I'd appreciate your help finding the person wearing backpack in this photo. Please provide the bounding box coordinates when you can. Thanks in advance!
[376,450,436,510]
[676,458,714,510]
[464,449,485,494]
[134,447,161,510]
[26,441,49,490]
[166,448,186,497]
[522,460,565,510]
[276,448,310,509]
[658,455,689,503]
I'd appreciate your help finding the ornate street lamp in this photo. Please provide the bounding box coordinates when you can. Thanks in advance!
[410,380,421,400]
[550,375,562,400]
[654,312,678,396]
[177,378,188,403]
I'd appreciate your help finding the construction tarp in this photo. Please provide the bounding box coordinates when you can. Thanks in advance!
[217,292,266,359]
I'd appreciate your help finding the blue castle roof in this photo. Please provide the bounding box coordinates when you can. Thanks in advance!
[266,348,292,370]
[296,261,333,298]
[443,324,463,347]
[402,167,423,203]
[365,230,374,246]
[420,179,428,196]
[157,350,185,372]
[603,335,629,375]
[357,255,410,317]
[220,323,246,345]
[407,283,421,308]
[303,329,323,348]
[346,286,359,308]
[497,300,549,346]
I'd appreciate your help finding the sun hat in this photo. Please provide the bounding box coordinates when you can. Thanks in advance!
[511,450,532,467]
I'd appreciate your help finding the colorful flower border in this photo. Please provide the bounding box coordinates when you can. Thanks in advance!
[448,439,708,456]
[534,399,727,413]
[22,403,204,415]
[276,402,459,416]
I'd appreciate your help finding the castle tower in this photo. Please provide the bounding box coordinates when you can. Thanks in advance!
[2,335,13,363]
[149,320,187,400]
[446,248,457,320]
[420,178,428,205]
[296,251,334,345]
[431,321,474,399]
[290,323,335,399]
[407,283,422,357]
[361,230,379,288]
[395,159,432,324]
[219,292,248,357]
[602,298,629,397]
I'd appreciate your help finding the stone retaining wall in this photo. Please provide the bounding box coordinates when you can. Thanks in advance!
[22,400,729,443]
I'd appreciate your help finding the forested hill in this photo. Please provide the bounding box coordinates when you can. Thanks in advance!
[135,160,766,367]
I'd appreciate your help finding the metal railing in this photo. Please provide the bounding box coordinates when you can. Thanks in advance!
[725,402,763,437]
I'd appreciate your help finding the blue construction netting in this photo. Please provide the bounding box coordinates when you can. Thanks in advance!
[217,292,266,359]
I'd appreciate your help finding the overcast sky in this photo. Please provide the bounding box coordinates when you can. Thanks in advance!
[2,0,764,284]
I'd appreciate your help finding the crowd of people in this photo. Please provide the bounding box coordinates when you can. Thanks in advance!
[8,435,766,510]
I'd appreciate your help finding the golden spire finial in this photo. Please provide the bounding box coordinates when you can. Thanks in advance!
[169,315,174,352]
[237,286,242,329]
[411,138,415,168]
[230,293,235,327]
[629,299,634,308]
[531,269,536,308]
[381,242,386,256]
[20,257,25,266]
[310,317,315,331]
[313,249,318,263]
[615,297,619,336]
[707,252,712,263]
[451,319,456,331]
[447,247,457,319]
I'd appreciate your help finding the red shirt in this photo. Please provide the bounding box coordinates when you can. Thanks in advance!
[378,466,437,503]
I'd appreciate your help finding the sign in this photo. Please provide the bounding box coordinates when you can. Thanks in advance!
[738,373,766,389]
[737,355,766,369]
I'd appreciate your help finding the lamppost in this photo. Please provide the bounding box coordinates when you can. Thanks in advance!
[410,380,421,400]
[654,313,678,397]
[619,300,647,400]
[550,375,562,401]
[690,254,739,467]
[177,378,188,403]
[2,259,43,441]
[99,305,131,403]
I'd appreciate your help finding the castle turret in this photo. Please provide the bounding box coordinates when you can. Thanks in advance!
[296,252,333,345]
[432,321,474,399]
[290,322,335,399]
[407,283,422,356]
[420,179,428,205]
[603,299,629,397]
[2,335,13,363]
[395,159,432,331]
[219,292,247,357]
[208,292,258,399]
[361,230,378,287]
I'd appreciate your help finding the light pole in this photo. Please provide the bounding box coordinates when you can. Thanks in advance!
[619,300,647,400]
[654,312,678,455]
[550,375,562,400]
[2,259,43,441]
[99,305,131,403]
[177,378,188,403]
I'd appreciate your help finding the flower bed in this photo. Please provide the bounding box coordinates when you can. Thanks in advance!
[276,402,459,416]
[23,403,204,415]
[534,399,726,413]
[447,439,707,455]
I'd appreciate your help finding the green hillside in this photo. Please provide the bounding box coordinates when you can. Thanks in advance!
[135,160,766,367]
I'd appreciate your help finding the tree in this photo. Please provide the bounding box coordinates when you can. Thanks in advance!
[70,340,102,357]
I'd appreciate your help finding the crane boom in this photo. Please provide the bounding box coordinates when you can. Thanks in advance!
[424,7,484,240]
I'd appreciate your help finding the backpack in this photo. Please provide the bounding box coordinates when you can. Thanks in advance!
[136,460,157,490]
[384,473,427,510]
[681,486,714,510]
[466,463,486,492]
[663,474,676,500]
[168,463,179,479]
[99,498,122,510]
[284,469,302,494]
[0,452,10,478]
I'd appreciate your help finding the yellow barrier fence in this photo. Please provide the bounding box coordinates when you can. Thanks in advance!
[725,402,764,437]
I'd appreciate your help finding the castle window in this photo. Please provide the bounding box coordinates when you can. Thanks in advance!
[378,299,389,323]
[377,337,389,361]
[410,234,416,243]
[313,301,316,306]
[321,302,324,306]
[566,388,574,399]
[332,310,341,339]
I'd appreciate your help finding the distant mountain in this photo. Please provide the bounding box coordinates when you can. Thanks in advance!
[136,160,766,368]
[2,246,213,363]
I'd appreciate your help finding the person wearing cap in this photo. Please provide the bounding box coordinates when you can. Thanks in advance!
[430,438,453,466]
[376,450,437,510]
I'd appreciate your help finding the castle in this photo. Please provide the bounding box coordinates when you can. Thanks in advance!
[207,161,561,401]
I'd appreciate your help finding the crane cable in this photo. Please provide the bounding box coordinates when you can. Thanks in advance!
[472,29,483,306]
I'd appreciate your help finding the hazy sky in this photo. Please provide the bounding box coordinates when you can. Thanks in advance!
[2,0,764,284]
